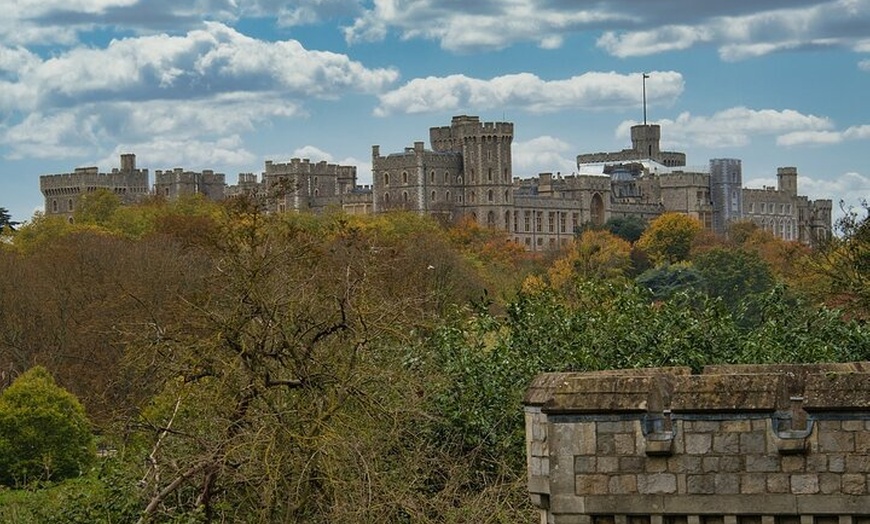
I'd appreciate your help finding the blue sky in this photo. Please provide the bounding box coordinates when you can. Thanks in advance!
[1,0,868,224]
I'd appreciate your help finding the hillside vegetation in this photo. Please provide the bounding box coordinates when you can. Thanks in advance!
[0,193,867,523]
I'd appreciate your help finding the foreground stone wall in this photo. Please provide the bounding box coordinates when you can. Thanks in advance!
[524,364,870,524]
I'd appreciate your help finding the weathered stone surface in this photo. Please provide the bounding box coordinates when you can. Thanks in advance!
[525,362,870,522]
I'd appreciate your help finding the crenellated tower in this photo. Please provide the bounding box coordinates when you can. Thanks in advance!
[430,115,514,230]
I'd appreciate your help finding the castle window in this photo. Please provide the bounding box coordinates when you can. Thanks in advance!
[471,191,476,203]
[165,187,170,197]
[458,194,463,203]
[446,190,451,202]
[68,199,73,211]
[384,173,390,186]
[504,211,510,230]
[536,212,542,233]
[313,176,318,186]
[486,150,492,162]
[52,200,58,213]
[548,212,555,233]
[487,168,493,181]
[445,171,450,184]
[761,203,766,213]
[402,171,408,184]
[430,171,435,183]
[560,213,566,233]
[504,168,509,182]
[524,211,530,232]
[487,189,493,202]
[384,192,390,203]
[402,191,409,202]
[431,190,436,202]
[487,211,495,227]
[314,188,319,197]
[504,190,509,202]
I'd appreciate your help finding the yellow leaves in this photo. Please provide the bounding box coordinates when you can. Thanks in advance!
[547,229,632,289]
[636,212,702,265]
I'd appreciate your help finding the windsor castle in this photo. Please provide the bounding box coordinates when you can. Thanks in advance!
[39,116,833,249]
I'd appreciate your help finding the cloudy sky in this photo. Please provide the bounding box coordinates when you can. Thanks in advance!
[1,0,869,223]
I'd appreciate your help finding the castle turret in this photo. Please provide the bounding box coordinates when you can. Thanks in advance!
[777,167,798,196]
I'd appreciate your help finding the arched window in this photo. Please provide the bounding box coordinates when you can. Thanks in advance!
[591,193,604,226]
[430,170,435,183]
[487,189,493,202]
[402,171,408,184]
[470,191,476,203]
[384,192,390,204]
[445,171,450,184]
[504,190,509,202]
[431,190,436,202]
[314,188,319,197]
[446,190,451,202]
[487,168,493,181]
[384,173,390,186]
[487,211,495,227]
[402,191,409,202]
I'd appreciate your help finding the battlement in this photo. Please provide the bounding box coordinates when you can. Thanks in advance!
[525,363,870,524]
[265,158,356,177]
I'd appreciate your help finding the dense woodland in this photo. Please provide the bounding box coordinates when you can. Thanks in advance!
[0,192,867,523]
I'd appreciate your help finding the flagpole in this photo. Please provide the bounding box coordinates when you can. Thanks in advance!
[642,73,649,125]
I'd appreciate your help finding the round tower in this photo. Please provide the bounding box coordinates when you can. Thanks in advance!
[631,124,661,160]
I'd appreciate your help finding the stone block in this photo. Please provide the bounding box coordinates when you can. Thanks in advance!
[686,433,712,455]
[740,432,766,454]
[818,472,840,494]
[713,433,739,454]
[687,474,716,494]
[715,473,740,494]
[855,429,870,453]
[702,456,720,473]
[598,420,634,433]
[553,422,597,456]
[575,474,609,495]
[790,473,819,494]
[574,456,596,473]
[667,455,702,474]
[597,456,618,473]
[842,420,864,431]
[845,454,870,473]
[608,474,638,494]
[819,430,855,453]
[619,456,645,473]
[637,473,677,494]
[721,419,751,432]
[740,473,766,494]
[781,455,805,472]
[805,453,827,472]
[767,473,789,493]
[614,433,636,455]
[828,454,845,472]
[686,420,720,432]
[745,455,780,472]
[841,473,866,495]
[645,456,667,473]
[718,456,743,472]
[596,433,615,455]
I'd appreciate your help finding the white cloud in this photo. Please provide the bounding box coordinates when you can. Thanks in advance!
[0,22,397,114]
[777,124,870,146]
[512,136,576,177]
[343,0,870,59]
[860,59,870,71]
[617,107,833,149]
[98,136,258,172]
[375,71,684,116]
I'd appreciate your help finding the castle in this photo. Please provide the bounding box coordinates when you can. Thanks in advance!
[39,116,832,248]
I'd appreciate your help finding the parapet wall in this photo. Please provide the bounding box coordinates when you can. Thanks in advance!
[525,363,870,524]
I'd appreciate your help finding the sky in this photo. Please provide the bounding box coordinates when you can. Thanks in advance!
[1,0,869,224]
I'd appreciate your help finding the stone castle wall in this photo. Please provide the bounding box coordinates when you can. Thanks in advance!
[525,363,870,524]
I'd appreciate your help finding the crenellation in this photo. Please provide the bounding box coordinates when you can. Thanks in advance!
[525,363,870,523]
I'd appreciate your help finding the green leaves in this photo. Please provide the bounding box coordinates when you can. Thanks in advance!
[0,366,95,487]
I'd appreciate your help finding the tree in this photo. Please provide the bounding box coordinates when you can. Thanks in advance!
[0,366,96,486]
[635,263,705,302]
[548,229,632,290]
[0,207,18,232]
[694,247,775,318]
[636,213,703,265]
[604,215,646,243]
[74,188,122,226]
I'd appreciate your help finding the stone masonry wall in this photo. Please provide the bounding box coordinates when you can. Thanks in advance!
[525,364,870,524]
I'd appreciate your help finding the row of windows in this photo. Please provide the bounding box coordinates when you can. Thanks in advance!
[382,189,511,204]
[382,167,511,186]
[515,210,580,234]
[750,202,793,215]
[51,199,74,213]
